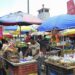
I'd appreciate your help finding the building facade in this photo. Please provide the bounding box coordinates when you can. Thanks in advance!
[38,4,50,21]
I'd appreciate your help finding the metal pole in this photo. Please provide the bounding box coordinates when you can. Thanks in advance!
[27,0,29,14]
[20,26,21,41]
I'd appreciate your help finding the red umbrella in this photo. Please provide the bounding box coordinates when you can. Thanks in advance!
[3,31,13,38]
[3,34,13,38]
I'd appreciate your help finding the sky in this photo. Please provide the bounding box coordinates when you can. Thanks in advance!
[0,0,68,17]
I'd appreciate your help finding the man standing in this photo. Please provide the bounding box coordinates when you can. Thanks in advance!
[25,36,43,75]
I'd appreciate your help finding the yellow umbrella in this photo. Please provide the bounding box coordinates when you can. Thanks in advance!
[10,30,20,35]
[60,29,75,36]
[17,26,33,31]
[11,26,37,36]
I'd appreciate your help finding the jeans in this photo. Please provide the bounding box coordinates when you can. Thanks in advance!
[37,56,45,75]
[0,68,6,75]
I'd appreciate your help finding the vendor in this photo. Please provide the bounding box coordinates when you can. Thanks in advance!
[51,28,60,47]
[1,39,9,51]
[24,32,31,43]
[25,36,44,75]
[25,36,40,58]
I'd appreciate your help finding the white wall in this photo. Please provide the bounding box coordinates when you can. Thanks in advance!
[38,12,50,21]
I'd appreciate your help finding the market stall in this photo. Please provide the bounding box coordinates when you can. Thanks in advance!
[0,11,42,75]
[44,50,75,75]
[2,57,38,75]
[0,37,39,75]
[45,60,74,75]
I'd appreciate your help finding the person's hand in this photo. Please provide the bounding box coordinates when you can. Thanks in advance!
[24,48,31,56]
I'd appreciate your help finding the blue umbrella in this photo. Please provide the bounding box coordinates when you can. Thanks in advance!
[21,31,29,34]
[4,26,18,30]
[38,14,75,31]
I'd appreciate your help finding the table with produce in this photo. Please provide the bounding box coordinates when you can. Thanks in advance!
[45,50,75,75]
[1,41,38,75]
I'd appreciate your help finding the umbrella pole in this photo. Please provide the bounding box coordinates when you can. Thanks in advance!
[2,25,3,39]
[62,36,64,50]
[19,26,21,41]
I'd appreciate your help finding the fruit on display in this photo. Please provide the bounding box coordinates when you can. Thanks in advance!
[16,42,27,47]
[48,56,61,63]
[47,55,75,67]
[3,50,19,63]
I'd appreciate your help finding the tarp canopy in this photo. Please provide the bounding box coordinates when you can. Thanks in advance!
[38,14,75,31]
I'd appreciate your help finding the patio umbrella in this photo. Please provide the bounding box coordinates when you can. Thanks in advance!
[3,26,17,31]
[37,14,75,31]
[17,26,37,31]
[60,28,75,36]
[0,11,42,25]
[10,31,20,35]
[0,11,42,39]
[11,26,37,35]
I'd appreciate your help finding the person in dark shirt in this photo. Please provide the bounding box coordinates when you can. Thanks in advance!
[0,40,2,50]
[39,35,50,54]
[69,37,75,50]
[25,32,31,43]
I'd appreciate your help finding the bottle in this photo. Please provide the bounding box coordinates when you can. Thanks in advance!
[19,51,23,61]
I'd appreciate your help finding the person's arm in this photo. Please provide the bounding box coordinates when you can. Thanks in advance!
[33,49,39,57]
[33,43,40,57]
[24,48,31,56]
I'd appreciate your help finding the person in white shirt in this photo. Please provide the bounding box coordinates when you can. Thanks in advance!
[25,36,44,75]
[25,36,40,59]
